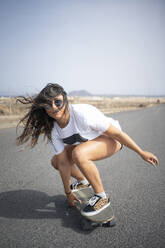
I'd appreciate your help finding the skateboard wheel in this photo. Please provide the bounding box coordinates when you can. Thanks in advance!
[103,219,116,227]
[80,219,93,231]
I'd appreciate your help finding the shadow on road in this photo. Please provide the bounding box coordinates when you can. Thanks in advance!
[0,189,88,233]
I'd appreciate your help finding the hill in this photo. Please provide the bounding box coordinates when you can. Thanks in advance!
[68,90,92,96]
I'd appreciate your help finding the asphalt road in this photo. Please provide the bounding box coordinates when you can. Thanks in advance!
[0,104,165,248]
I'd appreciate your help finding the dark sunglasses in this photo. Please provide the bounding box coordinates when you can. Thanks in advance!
[45,98,65,111]
[53,99,64,108]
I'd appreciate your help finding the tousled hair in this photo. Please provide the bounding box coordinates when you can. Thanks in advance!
[16,83,68,147]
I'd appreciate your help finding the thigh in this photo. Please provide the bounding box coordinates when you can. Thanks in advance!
[72,135,122,161]
[65,144,76,164]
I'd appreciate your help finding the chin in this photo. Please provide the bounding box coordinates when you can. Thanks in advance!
[52,113,60,119]
[53,111,63,119]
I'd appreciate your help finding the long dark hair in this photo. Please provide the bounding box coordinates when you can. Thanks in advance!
[16,83,68,147]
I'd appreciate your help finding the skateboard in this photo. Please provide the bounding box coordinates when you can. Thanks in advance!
[73,187,116,230]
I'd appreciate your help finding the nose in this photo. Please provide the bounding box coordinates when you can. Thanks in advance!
[51,100,58,112]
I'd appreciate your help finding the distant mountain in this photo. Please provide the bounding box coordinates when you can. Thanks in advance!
[68,90,92,96]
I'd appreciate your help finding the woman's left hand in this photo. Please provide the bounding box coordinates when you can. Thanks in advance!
[140,151,159,167]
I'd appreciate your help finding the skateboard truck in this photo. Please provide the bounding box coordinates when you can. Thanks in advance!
[80,216,116,231]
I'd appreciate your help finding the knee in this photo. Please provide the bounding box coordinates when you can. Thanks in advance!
[72,147,85,164]
[51,156,58,170]
[51,156,68,172]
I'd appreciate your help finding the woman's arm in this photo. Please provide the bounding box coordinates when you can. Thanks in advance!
[104,124,159,166]
[55,150,81,206]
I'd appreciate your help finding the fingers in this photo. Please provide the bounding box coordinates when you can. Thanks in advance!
[74,195,82,204]
[148,156,159,167]
[149,160,157,167]
[67,192,81,207]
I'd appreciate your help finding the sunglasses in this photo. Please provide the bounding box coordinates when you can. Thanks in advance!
[53,99,64,108]
[45,98,65,111]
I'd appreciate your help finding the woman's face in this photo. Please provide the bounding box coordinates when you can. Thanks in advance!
[45,94,67,120]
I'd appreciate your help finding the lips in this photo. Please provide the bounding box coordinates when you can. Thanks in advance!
[53,110,62,117]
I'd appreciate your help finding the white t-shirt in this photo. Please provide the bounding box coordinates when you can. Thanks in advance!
[51,104,121,155]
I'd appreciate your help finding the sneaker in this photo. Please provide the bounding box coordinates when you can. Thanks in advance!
[70,181,91,192]
[81,195,110,217]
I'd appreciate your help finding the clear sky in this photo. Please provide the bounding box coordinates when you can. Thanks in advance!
[0,0,165,96]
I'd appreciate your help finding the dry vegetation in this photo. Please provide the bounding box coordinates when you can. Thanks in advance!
[69,96,164,114]
[0,96,164,129]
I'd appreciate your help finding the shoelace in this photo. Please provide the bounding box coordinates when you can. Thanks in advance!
[88,195,100,206]
[72,181,80,189]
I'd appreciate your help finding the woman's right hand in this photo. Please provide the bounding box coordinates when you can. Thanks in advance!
[66,192,81,207]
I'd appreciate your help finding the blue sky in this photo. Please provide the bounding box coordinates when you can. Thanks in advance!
[0,0,165,96]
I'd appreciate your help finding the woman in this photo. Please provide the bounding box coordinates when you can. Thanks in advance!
[17,83,159,217]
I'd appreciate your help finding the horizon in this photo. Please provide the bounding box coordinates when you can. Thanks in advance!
[0,90,165,98]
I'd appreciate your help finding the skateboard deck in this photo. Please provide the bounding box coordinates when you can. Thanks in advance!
[73,187,116,230]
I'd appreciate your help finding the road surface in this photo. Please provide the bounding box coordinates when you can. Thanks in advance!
[0,104,165,248]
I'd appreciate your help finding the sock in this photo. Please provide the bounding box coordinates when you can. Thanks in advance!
[95,191,107,199]
[79,179,88,185]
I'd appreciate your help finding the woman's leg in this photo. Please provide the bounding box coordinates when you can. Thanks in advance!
[51,145,86,181]
[72,135,121,194]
